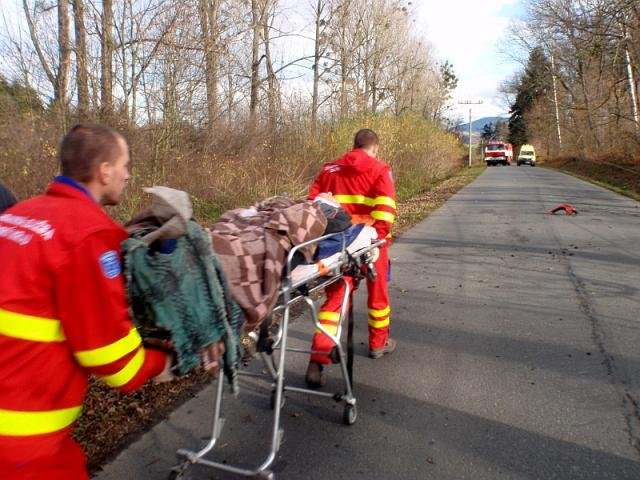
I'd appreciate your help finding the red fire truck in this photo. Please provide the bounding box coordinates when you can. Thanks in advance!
[484,141,513,166]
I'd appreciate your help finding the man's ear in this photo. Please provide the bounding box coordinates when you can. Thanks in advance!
[98,161,112,185]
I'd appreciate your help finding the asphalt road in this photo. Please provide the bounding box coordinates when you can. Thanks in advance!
[95,166,640,479]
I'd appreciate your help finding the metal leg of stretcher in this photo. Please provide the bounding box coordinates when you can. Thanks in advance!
[170,235,383,479]
[272,277,357,425]
[171,302,294,479]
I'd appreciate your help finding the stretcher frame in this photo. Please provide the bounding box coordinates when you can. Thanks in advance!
[169,231,384,480]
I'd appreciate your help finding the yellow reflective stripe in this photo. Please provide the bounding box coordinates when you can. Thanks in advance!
[0,406,82,436]
[315,325,339,335]
[74,328,142,367]
[334,194,370,206]
[333,195,396,209]
[368,306,390,318]
[101,348,145,388]
[368,317,390,329]
[371,211,396,223]
[0,308,65,343]
[318,311,340,321]
[373,196,397,208]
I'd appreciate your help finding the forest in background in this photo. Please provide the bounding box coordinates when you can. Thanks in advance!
[505,0,640,167]
[0,0,463,222]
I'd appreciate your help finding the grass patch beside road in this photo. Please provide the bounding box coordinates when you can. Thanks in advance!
[543,156,640,201]
[79,163,484,473]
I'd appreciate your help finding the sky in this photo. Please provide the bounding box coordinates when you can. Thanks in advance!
[2,0,528,125]
[416,0,527,122]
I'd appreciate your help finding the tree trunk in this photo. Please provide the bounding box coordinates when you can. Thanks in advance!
[73,0,89,119]
[56,1,71,103]
[550,50,563,149]
[311,0,323,133]
[577,60,601,150]
[56,0,71,126]
[23,0,56,91]
[227,71,234,125]
[339,30,348,118]
[199,0,221,135]
[120,0,129,122]
[262,2,278,130]
[129,0,136,123]
[101,0,114,121]
[249,0,261,129]
[623,23,640,129]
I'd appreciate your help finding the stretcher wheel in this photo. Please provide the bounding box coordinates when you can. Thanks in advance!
[329,346,341,364]
[270,389,285,410]
[343,404,357,425]
[167,463,191,480]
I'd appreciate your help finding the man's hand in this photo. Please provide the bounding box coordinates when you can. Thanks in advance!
[143,339,177,384]
[200,340,225,378]
[152,353,177,384]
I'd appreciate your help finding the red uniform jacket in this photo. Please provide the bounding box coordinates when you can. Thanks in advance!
[0,179,165,463]
[309,149,396,241]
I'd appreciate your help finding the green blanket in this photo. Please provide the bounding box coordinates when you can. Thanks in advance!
[122,221,242,391]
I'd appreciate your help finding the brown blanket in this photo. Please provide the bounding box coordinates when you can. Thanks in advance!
[210,197,327,330]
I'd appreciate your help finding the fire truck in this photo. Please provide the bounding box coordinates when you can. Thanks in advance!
[484,141,513,166]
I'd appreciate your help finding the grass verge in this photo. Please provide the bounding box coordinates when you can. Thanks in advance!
[543,157,640,201]
[79,163,485,473]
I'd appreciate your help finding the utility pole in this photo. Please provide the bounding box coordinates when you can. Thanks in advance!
[458,100,483,167]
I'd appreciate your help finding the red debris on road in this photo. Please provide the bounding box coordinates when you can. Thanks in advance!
[549,203,578,215]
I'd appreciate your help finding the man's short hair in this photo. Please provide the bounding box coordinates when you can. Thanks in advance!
[353,129,379,150]
[60,124,124,182]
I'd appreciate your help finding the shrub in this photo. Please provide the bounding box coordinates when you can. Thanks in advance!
[0,112,465,223]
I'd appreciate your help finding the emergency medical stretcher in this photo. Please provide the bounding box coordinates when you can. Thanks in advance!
[169,230,385,479]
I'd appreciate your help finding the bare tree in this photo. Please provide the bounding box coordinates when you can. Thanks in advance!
[249,0,261,129]
[57,0,71,120]
[199,0,221,134]
[101,0,114,120]
[73,0,89,119]
[261,0,280,129]
[8,0,455,139]
[310,0,330,132]
[507,0,640,155]
[22,0,71,121]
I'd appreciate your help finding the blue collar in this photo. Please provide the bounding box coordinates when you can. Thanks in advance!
[53,176,96,202]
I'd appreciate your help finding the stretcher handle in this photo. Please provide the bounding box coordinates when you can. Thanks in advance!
[283,231,348,288]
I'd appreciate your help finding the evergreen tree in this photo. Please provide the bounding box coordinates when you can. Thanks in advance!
[440,61,458,93]
[494,120,509,140]
[508,47,551,146]
[481,122,495,141]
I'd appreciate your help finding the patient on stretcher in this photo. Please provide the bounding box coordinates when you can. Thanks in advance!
[290,219,379,284]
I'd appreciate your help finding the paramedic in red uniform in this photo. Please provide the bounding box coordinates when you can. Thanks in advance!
[306,128,396,387]
[0,124,176,479]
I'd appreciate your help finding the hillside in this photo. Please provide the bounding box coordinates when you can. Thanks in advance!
[457,116,509,145]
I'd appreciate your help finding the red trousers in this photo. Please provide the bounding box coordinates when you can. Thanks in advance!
[0,433,88,480]
[311,246,390,364]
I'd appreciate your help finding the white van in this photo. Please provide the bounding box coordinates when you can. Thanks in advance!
[517,145,536,167]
